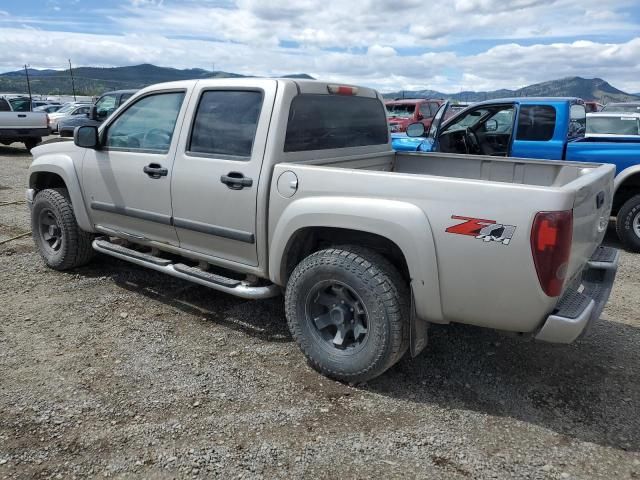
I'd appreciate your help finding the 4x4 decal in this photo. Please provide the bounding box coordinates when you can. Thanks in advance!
[446,215,516,246]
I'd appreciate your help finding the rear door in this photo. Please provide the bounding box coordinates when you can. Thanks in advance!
[170,80,277,266]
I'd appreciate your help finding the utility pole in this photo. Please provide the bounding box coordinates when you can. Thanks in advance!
[68,59,77,101]
[24,64,33,111]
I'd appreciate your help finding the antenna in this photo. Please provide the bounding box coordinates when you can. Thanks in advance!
[24,64,33,111]
[68,59,77,101]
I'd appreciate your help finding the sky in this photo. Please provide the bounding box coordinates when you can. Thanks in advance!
[0,0,639,93]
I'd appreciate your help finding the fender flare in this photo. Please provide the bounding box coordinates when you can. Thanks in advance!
[614,165,640,196]
[269,196,444,324]
[28,155,93,232]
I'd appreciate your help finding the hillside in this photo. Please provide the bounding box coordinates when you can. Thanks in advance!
[384,77,640,103]
[0,64,314,96]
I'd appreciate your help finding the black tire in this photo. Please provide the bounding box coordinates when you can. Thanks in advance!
[24,138,40,152]
[31,188,95,270]
[616,194,640,252]
[285,246,409,383]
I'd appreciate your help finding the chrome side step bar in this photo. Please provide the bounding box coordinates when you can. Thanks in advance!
[92,239,281,300]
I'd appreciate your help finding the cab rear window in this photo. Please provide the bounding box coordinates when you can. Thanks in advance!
[284,94,388,152]
[516,105,556,141]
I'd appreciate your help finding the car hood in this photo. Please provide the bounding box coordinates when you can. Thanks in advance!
[390,133,434,152]
[31,136,75,157]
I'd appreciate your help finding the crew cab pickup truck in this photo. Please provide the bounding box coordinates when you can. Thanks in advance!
[0,96,49,151]
[27,80,618,382]
[396,98,640,251]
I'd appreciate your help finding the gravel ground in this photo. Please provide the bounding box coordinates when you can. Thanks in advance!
[1,142,639,479]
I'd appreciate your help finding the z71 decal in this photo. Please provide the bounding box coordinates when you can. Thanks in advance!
[446,215,516,246]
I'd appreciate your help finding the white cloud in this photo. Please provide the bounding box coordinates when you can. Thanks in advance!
[0,0,638,94]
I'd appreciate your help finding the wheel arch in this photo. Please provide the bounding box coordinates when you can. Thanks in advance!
[29,158,93,232]
[613,166,640,215]
[269,196,444,323]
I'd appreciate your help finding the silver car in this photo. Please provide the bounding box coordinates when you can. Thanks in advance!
[48,103,92,132]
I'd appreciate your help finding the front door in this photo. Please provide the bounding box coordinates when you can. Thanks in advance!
[170,81,277,266]
[81,90,187,244]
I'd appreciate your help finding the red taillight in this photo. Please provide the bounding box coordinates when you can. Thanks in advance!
[531,210,573,297]
[327,85,358,95]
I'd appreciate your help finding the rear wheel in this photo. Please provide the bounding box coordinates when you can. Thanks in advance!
[31,188,95,270]
[616,194,640,252]
[285,246,409,383]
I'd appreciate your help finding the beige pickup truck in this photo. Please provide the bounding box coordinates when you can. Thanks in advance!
[27,79,618,382]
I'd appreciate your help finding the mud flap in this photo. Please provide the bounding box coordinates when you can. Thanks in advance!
[410,291,428,357]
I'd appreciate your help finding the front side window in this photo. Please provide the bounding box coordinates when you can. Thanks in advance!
[516,105,557,141]
[285,94,388,152]
[188,90,263,159]
[95,94,118,120]
[569,104,586,137]
[105,91,185,153]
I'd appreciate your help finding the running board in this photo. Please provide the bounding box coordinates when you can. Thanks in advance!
[92,239,280,299]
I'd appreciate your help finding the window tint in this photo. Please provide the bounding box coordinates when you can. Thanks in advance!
[285,94,388,152]
[516,105,556,141]
[188,90,262,158]
[0,98,11,112]
[106,92,185,153]
[9,98,31,112]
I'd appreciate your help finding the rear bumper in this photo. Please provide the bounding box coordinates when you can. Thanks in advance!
[0,128,49,139]
[535,245,619,343]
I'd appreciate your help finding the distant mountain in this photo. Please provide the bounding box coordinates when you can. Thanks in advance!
[0,63,315,96]
[384,77,640,103]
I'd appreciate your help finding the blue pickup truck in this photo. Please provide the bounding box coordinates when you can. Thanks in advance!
[393,98,640,251]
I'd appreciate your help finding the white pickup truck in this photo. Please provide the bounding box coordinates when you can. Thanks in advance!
[27,79,618,382]
[0,97,49,151]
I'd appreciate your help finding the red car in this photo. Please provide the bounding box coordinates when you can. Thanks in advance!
[385,98,443,133]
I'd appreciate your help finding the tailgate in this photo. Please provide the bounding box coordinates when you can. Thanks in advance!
[565,163,615,286]
[0,112,48,129]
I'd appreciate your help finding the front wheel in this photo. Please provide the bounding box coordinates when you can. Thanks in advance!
[616,194,640,252]
[31,188,95,270]
[285,246,409,383]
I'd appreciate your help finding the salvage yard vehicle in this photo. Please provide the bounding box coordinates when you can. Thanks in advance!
[58,89,137,137]
[0,96,49,151]
[27,79,618,382]
[385,98,442,133]
[398,98,640,251]
[47,102,92,132]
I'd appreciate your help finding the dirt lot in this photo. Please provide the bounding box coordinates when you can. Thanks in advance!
[1,142,639,479]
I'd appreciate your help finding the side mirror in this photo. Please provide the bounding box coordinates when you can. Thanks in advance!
[90,105,98,121]
[417,114,424,120]
[406,122,426,137]
[74,125,100,149]
[486,119,498,132]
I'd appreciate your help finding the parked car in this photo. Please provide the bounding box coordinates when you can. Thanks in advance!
[399,97,640,251]
[385,98,443,133]
[48,103,92,132]
[586,112,640,138]
[601,102,640,113]
[34,104,63,114]
[0,97,49,151]
[58,89,137,137]
[27,79,617,382]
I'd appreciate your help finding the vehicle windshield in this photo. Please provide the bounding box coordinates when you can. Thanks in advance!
[601,103,640,113]
[56,104,77,114]
[386,104,415,118]
[587,116,640,136]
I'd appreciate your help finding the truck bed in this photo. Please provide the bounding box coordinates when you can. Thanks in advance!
[272,150,615,333]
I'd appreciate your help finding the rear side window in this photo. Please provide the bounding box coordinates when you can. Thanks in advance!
[516,105,556,141]
[188,90,263,159]
[285,94,388,152]
[0,98,11,112]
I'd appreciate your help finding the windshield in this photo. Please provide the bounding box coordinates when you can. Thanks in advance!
[56,104,76,114]
[587,116,640,136]
[602,103,640,113]
[386,104,415,118]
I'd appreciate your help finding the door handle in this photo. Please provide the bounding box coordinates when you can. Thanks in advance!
[17,114,26,118]
[143,163,168,179]
[220,171,253,190]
